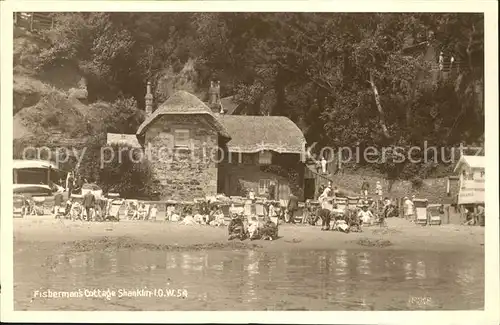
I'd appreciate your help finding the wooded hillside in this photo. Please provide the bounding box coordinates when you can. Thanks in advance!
[13,13,484,181]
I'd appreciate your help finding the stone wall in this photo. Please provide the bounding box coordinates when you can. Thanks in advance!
[144,115,219,200]
[328,171,459,204]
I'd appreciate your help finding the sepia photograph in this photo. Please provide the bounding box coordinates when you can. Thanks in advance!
[1,1,499,323]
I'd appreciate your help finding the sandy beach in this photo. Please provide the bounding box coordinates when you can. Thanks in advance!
[12,216,485,311]
[13,216,485,253]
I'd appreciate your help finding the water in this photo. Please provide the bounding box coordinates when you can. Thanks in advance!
[14,245,484,310]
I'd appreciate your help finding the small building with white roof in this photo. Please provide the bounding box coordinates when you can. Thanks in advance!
[453,155,485,206]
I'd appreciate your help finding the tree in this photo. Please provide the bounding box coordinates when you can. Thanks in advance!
[25,12,484,180]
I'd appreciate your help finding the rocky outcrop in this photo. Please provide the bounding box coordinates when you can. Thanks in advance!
[13,75,51,114]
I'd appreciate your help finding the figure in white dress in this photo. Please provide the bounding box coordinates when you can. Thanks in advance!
[375,181,383,197]
[321,156,327,174]
[318,184,333,210]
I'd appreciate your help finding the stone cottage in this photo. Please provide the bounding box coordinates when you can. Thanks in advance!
[109,83,307,201]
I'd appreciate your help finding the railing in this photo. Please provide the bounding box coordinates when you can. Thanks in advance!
[304,163,360,199]
[440,61,462,73]
[14,12,54,32]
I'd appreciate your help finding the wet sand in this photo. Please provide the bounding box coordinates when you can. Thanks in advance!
[13,217,485,311]
[14,217,484,253]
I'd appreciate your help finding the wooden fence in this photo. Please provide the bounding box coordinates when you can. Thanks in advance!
[14,12,54,32]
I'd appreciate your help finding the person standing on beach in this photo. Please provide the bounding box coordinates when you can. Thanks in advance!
[318,183,332,209]
[66,172,74,198]
[286,193,299,224]
[380,197,392,227]
[404,196,414,222]
[53,191,64,218]
[82,190,95,221]
[361,180,370,197]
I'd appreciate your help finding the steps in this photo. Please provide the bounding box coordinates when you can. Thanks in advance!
[305,164,359,198]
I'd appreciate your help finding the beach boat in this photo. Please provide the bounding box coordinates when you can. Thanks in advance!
[414,199,429,225]
[427,204,442,226]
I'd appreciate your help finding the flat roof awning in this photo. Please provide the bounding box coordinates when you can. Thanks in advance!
[13,159,59,170]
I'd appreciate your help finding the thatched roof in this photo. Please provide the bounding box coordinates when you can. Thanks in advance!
[217,115,306,154]
[136,91,230,138]
[107,133,141,148]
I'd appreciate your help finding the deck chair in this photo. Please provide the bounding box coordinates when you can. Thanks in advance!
[255,202,265,217]
[138,203,150,220]
[414,199,429,225]
[294,203,306,223]
[220,204,232,225]
[244,201,253,216]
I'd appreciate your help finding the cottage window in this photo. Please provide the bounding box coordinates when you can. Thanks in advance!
[259,179,272,195]
[242,154,256,165]
[258,151,272,165]
[174,129,190,148]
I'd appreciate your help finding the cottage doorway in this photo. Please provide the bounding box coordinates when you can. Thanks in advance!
[304,178,315,200]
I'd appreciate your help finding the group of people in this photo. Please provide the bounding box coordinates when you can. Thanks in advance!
[56,192,119,222]
[175,202,226,226]
[124,201,159,221]
[360,180,383,198]
[309,178,405,232]
[462,204,485,226]
[228,213,279,241]
[313,155,328,174]
[62,171,88,198]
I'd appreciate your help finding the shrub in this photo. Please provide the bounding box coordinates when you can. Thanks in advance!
[411,176,423,189]
[93,144,158,199]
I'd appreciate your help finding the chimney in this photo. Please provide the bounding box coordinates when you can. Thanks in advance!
[145,81,153,116]
[208,80,223,114]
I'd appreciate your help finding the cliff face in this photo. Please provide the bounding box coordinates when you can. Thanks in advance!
[13,28,86,142]
[13,27,129,156]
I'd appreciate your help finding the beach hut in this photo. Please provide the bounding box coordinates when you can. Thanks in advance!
[453,155,485,222]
